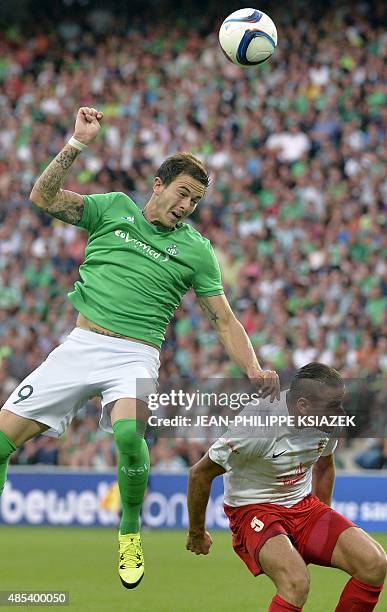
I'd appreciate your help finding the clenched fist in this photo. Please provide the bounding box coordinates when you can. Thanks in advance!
[73,107,103,146]
[186,531,213,555]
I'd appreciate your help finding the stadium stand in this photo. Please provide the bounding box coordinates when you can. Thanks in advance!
[0,0,385,469]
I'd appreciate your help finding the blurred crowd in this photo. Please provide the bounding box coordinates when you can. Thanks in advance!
[0,0,386,471]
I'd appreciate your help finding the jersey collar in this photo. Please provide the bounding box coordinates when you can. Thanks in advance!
[141,211,182,232]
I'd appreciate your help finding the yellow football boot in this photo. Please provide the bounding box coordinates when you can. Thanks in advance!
[118,532,144,589]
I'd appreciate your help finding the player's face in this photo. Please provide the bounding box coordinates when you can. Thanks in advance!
[297,384,346,432]
[318,385,346,417]
[152,174,206,228]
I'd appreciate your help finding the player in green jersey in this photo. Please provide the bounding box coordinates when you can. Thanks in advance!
[0,107,280,589]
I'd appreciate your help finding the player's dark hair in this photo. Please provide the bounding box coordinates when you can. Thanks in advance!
[155,152,210,189]
[288,362,343,402]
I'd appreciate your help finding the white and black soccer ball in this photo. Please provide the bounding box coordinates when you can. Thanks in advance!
[219,8,277,67]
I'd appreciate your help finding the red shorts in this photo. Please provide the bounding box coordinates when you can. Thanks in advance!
[224,494,356,576]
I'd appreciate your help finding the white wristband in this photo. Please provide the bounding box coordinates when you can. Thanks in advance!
[68,136,88,151]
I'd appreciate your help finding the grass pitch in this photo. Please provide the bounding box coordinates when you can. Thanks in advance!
[0,527,386,611]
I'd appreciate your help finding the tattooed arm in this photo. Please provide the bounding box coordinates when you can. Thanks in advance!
[198,294,280,401]
[30,107,103,224]
[30,145,84,223]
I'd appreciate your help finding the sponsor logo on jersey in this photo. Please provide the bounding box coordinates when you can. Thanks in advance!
[272,449,286,459]
[114,230,169,262]
[121,215,135,223]
[278,462,307,486]
[166,244,179,256]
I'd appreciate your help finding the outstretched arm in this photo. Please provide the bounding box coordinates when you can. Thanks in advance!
[198,294,280,401]
[30,107,103,224]
[186,452,225,555]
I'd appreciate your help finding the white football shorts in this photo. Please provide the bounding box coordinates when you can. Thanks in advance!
[1,328,160,437]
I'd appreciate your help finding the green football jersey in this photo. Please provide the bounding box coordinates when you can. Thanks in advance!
[68,192,223,348]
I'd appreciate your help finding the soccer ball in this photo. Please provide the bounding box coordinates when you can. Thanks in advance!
[219,8,277,67]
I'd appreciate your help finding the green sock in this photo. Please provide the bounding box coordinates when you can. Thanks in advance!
[113,418,150,534]
[0,430,17,496]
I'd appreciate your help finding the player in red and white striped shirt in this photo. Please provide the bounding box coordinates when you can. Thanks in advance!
[187,363,386,611]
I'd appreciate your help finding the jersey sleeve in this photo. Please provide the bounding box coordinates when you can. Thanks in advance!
[192,241,224,297]
[320,437,338,456]
[209,431,267,471]
[209,437,249,471]
[77,193,116,233]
